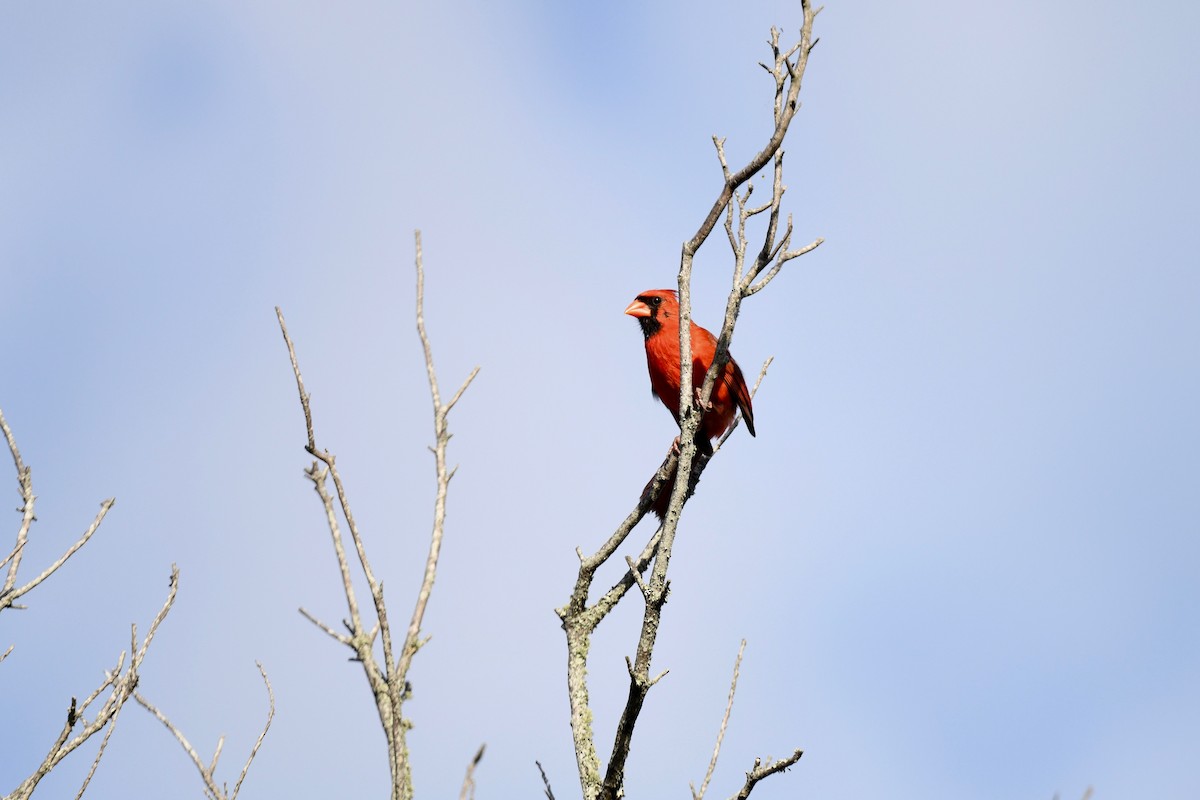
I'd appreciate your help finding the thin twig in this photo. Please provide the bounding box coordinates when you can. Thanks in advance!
[231,663,275,800]
[303,462,365,647]
[728,749,804,800]
[692,639,747,800]
[536,760,557,800]
[8,567,180,800]
[279,309,398,787]
[2,500,114,613]
[299,606,352,645]
[277,231,476,800]
[0,541,24,573]
[72,685,126,800]
[2,404,117,617]
[397,228,480,684]
[136,691,222,800]
[623,555,650,599]
[0,405,34,602]
[457,744,486,800]
[274,309,317,454]
[134,662,273,800]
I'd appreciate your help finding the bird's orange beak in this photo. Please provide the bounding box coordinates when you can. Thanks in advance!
[624,299,651,318]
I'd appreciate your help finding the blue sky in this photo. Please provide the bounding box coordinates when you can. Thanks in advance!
[2,1,1197,798]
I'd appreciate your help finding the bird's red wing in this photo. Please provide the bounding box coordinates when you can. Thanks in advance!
[722,359,756,437]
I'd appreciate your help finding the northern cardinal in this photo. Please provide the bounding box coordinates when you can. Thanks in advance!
[625,289,755,519]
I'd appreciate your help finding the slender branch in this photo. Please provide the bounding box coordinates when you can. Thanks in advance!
[457,744,485,800]
[683,14,819,257]
[0,540,24,573]
[0,405,33,600]
[136,691,223,800]
[278,308,397,789]
[232,663,275,800]
[584,529,661,624]
[692,640,746,800]
[72,691,125,800]
[623,555,651,599]
[727,749,804,800]
[536,761,557,800]
[277,230,476,800]
[299,606,353,645]
[209,737,226,784]
[135,662,273,800]
[745,236,824,297]
[2,500,114,613]
[274,310,317,454]
[6,567,180,800]
[2,405,116,618]
[304,462,366,646]
[397,230,480,683]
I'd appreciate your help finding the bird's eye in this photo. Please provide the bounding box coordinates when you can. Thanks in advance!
[650,297,661,307]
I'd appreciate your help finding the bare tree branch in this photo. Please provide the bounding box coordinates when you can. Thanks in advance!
[0,541,24,573]
[5,567,180,800]
[692,640,746,800]
[397,229,481,685]
[683,14,820,258]
[232,663,275,800]
[536,761,557,800]
[1,406,115,619]
[299,606,352,645]
[135,692,223,800]
[727,749,804,800]
[135,662,274,800]
[1,500,114,614]
[277,230,477,800]
[0,405,33,603]
[456,744,485,800]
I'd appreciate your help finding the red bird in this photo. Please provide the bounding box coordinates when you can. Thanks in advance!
[625,289,755,519]
[625,289,755,441]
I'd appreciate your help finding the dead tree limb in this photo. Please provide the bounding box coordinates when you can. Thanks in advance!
[1,407,186,800]
[456,744,486,800]
[134,662,274,800]
[1,407,112,621]
[692,640,746,800]
[278,230,478,800]
[4,567,179,800]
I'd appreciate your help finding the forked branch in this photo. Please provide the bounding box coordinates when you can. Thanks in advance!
[1,406,113,619]
[277,230,477,800]
[730,750,805,800]
[135,662,275,800]
[5,567,180,800]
